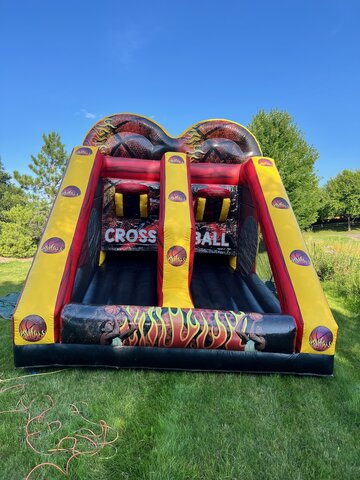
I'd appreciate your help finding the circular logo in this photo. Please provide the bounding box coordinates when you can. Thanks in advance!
[258,158,273,166]
[309,326,333,352]
[19,315,47,342]
[75,147,93,156]
[167,246,187,266]
[41,237,65,254]
[61,185,81,197]
[168,155,184,164]
[271,197,289,209]
[168,190,187,202]
[290,250,311,266]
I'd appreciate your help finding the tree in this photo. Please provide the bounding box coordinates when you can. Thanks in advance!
[0,201,48,257]
[248,109,320,229]
[0,158,26,222]
[0,158,11,185]
[320,169,360,231]
[0,133,68,257]
[14,132,68,203]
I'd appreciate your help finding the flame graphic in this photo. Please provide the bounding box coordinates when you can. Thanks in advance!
[183,128,206,162]
[107,306,263,352]
[156,308,168,347]
[206,311,227,349]
[20,328,46,342]
[309,338,331,351]
[93,118,117,152]
[290,250,311,266]
[146,308,160,347]
[193,312,210,349]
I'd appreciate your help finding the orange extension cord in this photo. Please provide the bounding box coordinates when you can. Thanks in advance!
[0,375,118,479]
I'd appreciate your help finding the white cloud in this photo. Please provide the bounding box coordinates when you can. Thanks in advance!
[81,109,97,119]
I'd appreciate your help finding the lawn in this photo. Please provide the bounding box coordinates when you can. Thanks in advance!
[0,234,359,480]
[0,260,32,296]
[304,228,360,247]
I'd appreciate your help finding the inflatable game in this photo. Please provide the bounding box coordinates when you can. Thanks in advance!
[13,114,338,375]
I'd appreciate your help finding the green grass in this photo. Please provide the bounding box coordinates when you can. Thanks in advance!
[257,229,360,303]
[304,230,360,313]
[303,228,360,246]
[1,256,359,479]
[0,260,32,296]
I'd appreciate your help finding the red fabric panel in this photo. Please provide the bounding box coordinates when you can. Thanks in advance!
[244,160,303,351]
[56,151,104,342]
[115,182,149,194]
[196,187,231,199]
[157,157,166,306]
[102,157,246,185]
[186,156,196,302]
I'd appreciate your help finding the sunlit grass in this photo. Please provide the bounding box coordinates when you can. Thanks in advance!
[0,260,32,296]
[0,240,359,479]
[1,286,358,479]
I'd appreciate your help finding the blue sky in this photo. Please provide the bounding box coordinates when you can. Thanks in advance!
[0,0,359,183]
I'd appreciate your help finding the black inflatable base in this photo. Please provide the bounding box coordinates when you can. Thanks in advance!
[14,345,334,376]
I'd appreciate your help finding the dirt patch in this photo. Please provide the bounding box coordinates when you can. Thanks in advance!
[349,234,360,240]
[0,257,33,263]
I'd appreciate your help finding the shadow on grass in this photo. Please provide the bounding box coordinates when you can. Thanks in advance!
[0,280,23,297]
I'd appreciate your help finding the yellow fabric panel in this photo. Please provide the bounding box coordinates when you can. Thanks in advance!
[162,152,194,308]
[139,193,148,218]
[229,256,237,270]
[251,156,338,355]
[13,146,99,345]
[196,197,206,221]
[219,198,231,222]
[99,250,106,266]
[115,193,124,217]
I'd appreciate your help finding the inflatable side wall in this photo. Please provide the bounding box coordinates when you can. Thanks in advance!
[244,157,338,355]
[13,147,102,345]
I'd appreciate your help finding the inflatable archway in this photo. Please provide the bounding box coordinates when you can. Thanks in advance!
[13,114,338,375]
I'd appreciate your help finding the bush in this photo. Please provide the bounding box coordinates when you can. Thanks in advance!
[0,222,37,257]
[257,234,360,313]
[308,240,360,312]
[0,202,48,258]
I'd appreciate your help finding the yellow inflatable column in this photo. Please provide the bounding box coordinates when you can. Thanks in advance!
[13,146,102,345]
[158,152,195,308]
[247,156,338,355]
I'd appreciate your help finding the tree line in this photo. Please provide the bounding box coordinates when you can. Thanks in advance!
[0,111,359,257]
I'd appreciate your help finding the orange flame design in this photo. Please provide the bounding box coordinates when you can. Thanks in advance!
[193,312,210,349]
[146,308,160,347]
[207,311,228,349]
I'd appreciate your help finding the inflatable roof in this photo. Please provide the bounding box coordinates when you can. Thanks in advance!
[13,114,338,375]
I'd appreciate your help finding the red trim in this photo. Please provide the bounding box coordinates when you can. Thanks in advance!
[55,151,104,342]
[115,182,149,194]
[244,160,303,351]
[186,155,196,304]
[157,156,166,305]
[196,187,231,198]
[102,156,245,185]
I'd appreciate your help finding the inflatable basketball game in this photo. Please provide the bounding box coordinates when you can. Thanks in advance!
[13,114,338,375]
